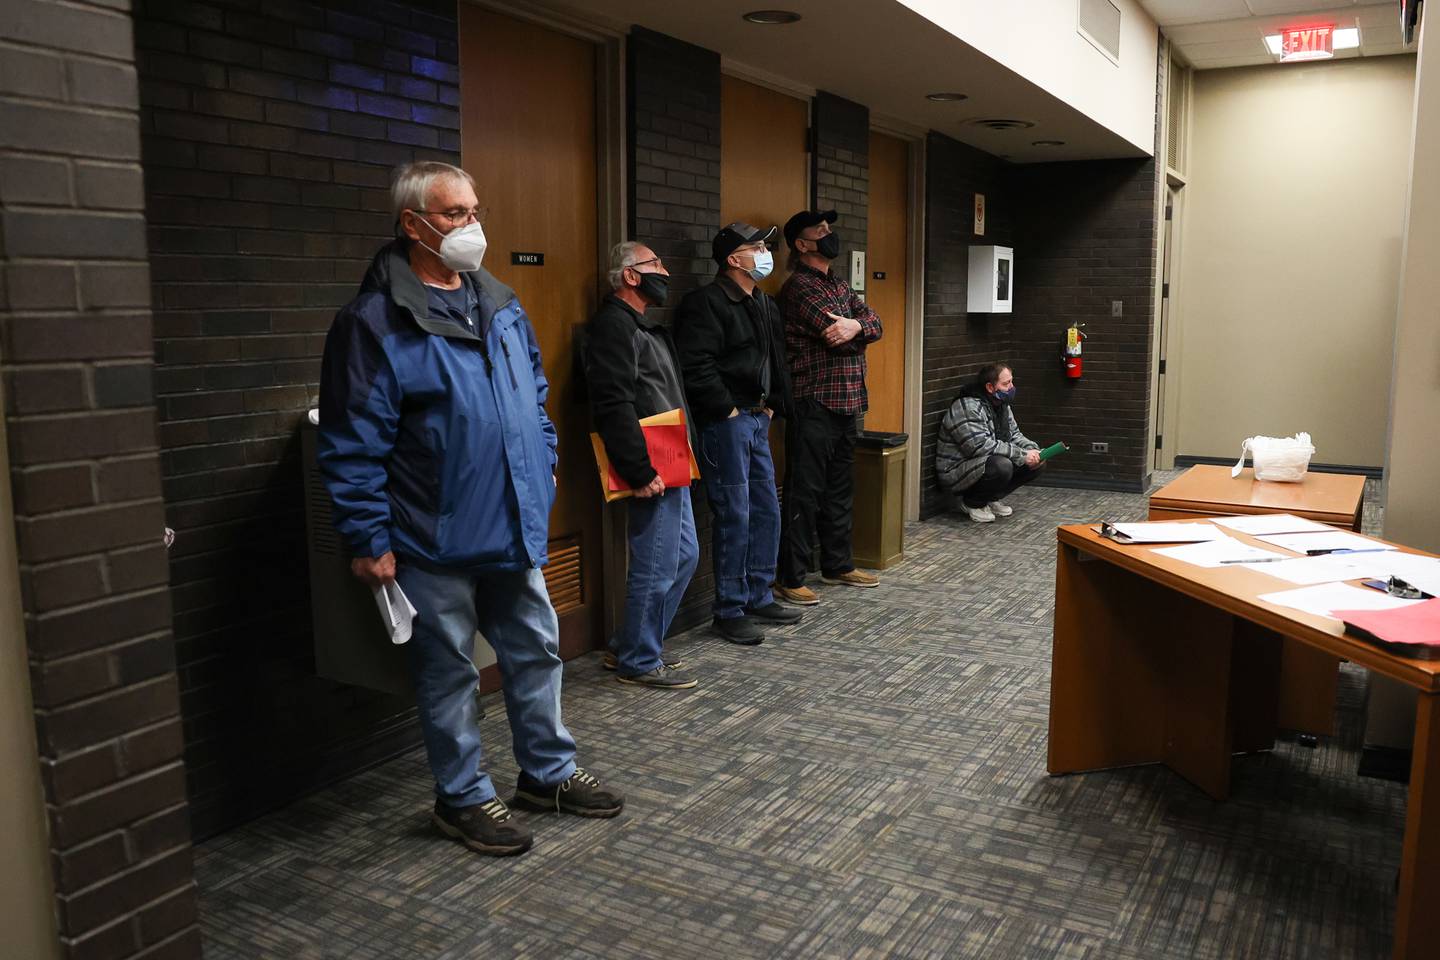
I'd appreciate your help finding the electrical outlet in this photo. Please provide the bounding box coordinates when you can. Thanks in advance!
[1091,442,1109,454]
[1111,300,1123,317]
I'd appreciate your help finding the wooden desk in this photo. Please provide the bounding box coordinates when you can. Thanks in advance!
[1048,522,1440,960]
[1149,464,1366,531]
[1149,465,1368,736]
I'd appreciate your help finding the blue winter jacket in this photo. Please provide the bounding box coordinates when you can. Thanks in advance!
[317,240,558,572]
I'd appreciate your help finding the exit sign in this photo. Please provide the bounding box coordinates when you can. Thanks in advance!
[1280,25,1334,62]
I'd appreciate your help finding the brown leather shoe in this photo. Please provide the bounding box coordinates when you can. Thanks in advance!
[821,569,879,588]
[774,584,820,605]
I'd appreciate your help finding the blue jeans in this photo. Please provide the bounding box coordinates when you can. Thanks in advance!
[612,486,699,675]
[394,563,577,808]
[699,411,781,620]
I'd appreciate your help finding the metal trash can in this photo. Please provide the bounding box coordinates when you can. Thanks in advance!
[852,430,907,569]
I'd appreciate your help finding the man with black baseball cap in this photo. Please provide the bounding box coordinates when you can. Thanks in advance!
[774,209,883,606]
[673,222,802,645]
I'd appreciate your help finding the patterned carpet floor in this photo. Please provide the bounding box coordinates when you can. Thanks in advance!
[196,474,1406,959]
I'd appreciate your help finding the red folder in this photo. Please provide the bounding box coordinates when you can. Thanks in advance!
[1337,598,1440,660]
[605,422,692,492]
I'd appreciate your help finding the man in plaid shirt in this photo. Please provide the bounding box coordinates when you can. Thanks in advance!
[774,210,883,605]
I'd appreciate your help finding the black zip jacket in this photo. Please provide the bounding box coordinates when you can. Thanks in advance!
[673,272,791,425]
[583,294,692,488]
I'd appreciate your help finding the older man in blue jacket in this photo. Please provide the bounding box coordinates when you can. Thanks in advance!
[318,161,622,857]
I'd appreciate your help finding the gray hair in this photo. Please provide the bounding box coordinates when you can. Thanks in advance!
[606,240,645,290]
[390,161,475,222]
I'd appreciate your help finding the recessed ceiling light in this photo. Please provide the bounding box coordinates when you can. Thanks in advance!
[926,92,969,102]
[963,118,1036,131]
[1264,34,1283,55]
[742,10,802,24]
[1032,139,1065,147]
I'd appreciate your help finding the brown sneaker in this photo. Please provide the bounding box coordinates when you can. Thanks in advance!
[774,584,820,605]
[602,649,684,671]
[821,569,879,588]
[431,798,533,856]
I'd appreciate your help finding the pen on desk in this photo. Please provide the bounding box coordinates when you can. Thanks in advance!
[1220,557,1286,564]
[1305,547,1388,556]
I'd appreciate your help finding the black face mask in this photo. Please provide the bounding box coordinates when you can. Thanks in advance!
[635,271,669,307]
[815,232,841,260]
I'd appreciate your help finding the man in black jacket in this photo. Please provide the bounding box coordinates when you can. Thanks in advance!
[584,241,699,689]
[674,223,804,645]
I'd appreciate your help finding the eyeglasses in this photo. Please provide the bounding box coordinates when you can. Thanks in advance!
[629,256,665,271]
[414,207,487,227]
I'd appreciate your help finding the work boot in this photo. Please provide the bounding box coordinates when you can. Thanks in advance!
[431,798,532,857]
[774,584,820,606]
[512,768,625,818]
[821,569,880,588]
[712,616,764,645]
[747,602,803,623]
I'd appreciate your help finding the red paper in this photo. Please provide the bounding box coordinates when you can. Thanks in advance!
[1336,598,1440,651]
[606,422,692,492]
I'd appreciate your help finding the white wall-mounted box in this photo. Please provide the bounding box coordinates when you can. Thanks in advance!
[967,245,1013,313]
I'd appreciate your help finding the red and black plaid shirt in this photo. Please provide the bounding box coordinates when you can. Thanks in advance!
[777,262,883,414]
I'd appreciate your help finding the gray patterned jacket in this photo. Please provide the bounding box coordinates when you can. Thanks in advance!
[935,390,1038,494]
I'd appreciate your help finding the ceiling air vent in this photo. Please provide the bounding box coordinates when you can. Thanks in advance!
[963,118,1036,132]
[1078,0,1121,64]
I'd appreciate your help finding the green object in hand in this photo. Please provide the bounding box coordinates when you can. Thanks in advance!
[1039,442,1068,461]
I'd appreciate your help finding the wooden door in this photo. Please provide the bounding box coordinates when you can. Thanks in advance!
[863,131,909,434]
[720,76,809,469]
[459,8,601,661]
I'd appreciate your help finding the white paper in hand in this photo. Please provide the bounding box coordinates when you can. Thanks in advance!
[373,581,418,644]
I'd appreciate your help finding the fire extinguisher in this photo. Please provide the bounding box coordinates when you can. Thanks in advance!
[1063,322,1086,379]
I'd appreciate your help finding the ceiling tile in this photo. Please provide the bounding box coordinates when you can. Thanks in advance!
[1243,0,1344,14]
[1360,43,1411,56]
[1191,55,1276,68]
[1177,37,1274,59]
[1355,2,1402,26]
[1138,0,1253,25]
[1165,20,1267,43]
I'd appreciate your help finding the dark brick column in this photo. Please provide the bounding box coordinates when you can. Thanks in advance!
[1007,158,1158,491]
[918,133,1013,518]
[134,0,461,837]
[0,2,199,958]
[626,27,722,633]
[810,91,869,285]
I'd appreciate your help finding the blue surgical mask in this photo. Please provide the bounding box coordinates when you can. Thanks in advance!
[994,386,1016,403]
[747,249,774,282]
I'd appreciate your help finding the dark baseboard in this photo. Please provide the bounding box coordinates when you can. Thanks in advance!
[1174,455,1383,479]
[1357,744,1411,783]
[1031,473,1148,494]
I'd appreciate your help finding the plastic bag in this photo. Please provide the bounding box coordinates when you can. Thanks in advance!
[1232,432,1315,482]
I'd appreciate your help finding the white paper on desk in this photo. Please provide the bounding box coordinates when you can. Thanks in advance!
[1341,552,1440,596]
[1254,530,1396,555]
[1258,583,1425,620]
[1104,522,1225,543]
[1211,514,1333,536]
[373,581,418,644]
[1238,554,1391,586]
[1151,535,1290,568]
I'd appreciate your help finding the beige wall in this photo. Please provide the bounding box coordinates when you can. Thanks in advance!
[0,402,62,958]
[1171,56,1416,466]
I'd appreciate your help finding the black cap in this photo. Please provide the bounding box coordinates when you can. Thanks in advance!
[712,222,777,265]
[783,209,837,249]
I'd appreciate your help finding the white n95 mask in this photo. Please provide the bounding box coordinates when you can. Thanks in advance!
[420,220,488,272]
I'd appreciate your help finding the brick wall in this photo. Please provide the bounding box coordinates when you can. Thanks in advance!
[918,133,1013,518]
[627,27,722,633]
[1,1,199,958]
[134,0,460,837]
[1007,157,1158,491]
[810,91,868,298]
